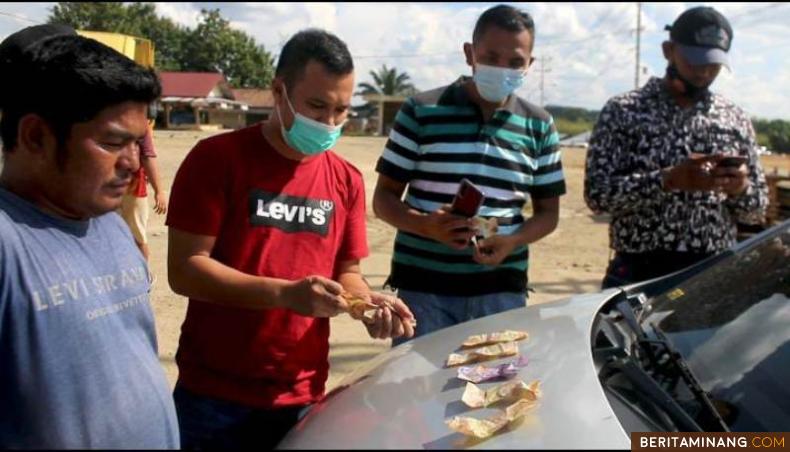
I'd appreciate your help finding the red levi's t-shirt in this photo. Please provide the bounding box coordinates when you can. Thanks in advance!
[166,125,369,409]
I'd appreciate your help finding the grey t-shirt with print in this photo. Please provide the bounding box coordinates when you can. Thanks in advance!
[0,187,179,449]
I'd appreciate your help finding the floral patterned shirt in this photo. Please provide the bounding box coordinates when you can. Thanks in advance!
[584,77,768,254]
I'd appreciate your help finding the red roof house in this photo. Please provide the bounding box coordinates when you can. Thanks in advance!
[157,71,247,130]
[231,88,275,125]
[160,72,231,99]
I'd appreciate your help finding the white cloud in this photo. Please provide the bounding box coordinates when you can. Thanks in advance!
[217,2,339,50]
[716,66,790,120]
[1,2,788,119]
[153,3,201,29]
[333,3,477,97]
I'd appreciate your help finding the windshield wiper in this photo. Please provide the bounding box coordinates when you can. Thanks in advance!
[614,297,661,367]
[648,323,730,432]
[610,295,730,431]
[602,356,703,431]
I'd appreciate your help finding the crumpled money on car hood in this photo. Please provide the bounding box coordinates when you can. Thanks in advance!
[461,330,528,349]
[457,355,529,384]
[461,379,541,408]
[446,381,541,439]
[446,341,519,367]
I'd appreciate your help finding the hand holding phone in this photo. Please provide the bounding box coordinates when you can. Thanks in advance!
[716,155,748,168]
[442,179,484,249]
[663,154,735,192]
[711,155,750,197]
[450,179,484,217]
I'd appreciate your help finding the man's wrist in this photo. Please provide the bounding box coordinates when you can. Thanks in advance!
[660,168,676,192]
[266,278,292,309]
[726,181,751,199]
[411,210,431,238]
[511,226,533,248]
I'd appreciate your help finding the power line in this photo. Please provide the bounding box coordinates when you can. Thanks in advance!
[538,55,552,107]
[354,25,636,60]
[5,5,785,62]
[603,59,634,75]
[354,51,455,60]
[587,7,618,32]
[635,2,642,89]
[730,2,785,23]
[541,28,633,48]
[541,24,634,64]
[0,11,42,25]
[751,38,790,52]
[553,73,600,81]
[730,3,788,31]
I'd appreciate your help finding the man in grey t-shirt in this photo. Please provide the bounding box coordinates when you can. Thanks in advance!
[0,26,178,448]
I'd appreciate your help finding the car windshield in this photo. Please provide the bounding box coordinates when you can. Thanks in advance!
[639,221,790,432]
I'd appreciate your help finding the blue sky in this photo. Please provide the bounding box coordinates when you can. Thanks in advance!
[1,2,789,119]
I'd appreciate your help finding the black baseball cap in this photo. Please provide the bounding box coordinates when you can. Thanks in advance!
[0,23,76,68]
[665,6,733,67]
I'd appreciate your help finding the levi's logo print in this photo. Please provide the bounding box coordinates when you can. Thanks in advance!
[249,189,334,236]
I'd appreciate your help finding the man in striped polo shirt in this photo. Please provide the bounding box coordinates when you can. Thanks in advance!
[373,4,566,344]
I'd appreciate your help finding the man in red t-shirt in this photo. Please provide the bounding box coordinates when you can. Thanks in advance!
[166,29,416,450]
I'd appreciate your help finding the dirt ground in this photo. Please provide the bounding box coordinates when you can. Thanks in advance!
[143,130,789,392]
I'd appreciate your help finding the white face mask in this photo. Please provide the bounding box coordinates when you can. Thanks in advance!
[472,63,527,103]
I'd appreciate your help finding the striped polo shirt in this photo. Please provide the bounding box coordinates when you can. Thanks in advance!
[375,77,566,296]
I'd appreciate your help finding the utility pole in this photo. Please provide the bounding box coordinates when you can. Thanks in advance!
[635,2,642,89]
[538,55,552,107]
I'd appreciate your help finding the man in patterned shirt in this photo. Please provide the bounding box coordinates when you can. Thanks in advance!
[374,5,565,344]
[585,6,768,289]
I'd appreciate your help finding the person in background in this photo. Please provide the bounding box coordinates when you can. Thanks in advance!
[584,6,768,288]
[119,119,168,261]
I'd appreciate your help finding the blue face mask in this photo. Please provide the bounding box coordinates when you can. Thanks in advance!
[277,88,344,156]
[472,63,527,103]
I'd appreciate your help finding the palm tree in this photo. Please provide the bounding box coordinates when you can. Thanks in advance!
[356,64,417,97]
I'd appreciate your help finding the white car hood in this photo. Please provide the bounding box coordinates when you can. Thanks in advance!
[279,289,631,450]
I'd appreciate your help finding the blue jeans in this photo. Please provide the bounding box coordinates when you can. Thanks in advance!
[392,290,527,347]
[173,384,310,450]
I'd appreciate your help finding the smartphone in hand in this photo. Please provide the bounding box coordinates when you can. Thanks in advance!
[450,179,484,217]
[450,179,486,250]
[716,156,748,168]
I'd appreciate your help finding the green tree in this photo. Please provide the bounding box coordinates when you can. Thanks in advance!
[753,118,790,154]
[50,2,138,33]
[545,105,599,124]
[139,12,187,71]
[545,105,598,137]
[181,9,273,88]
[356,64,417,97]
[49,2,186,70]
[48,3,274,86]
[756,131,771,149]
[554,117,592,137]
